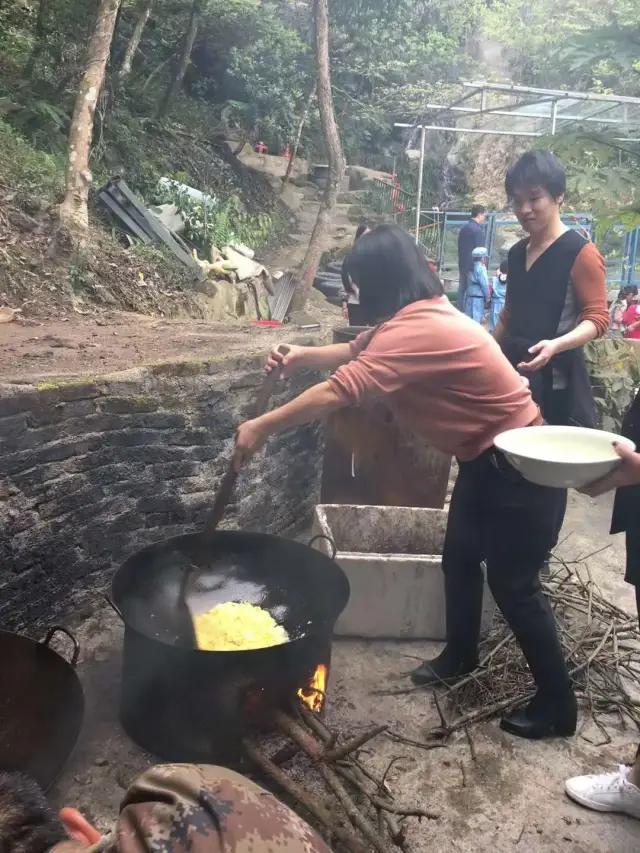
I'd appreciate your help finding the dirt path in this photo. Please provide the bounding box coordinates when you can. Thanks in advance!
[0,178,351,384]
[0,294,342,384]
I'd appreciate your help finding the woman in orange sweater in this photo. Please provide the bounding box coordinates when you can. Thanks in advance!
[233,224,576,741]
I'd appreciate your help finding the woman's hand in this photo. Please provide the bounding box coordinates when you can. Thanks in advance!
[232,418,270,472]
[265,344,306,377]
[518,339,559,373]
[579,443,640,497]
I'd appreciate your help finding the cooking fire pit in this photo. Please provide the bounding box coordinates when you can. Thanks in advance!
[111,530,349,761]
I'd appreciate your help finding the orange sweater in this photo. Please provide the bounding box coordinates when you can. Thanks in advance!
[329,297,540,461]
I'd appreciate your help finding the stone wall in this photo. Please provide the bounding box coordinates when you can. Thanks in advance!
[0,354,324,630]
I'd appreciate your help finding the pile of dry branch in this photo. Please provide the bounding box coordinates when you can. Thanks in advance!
[244,705,438,853]
[424,557,640,741]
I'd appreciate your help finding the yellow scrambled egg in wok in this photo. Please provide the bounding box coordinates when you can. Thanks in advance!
[193,601,289,651]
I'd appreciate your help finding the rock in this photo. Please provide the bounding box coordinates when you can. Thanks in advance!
[228,242,255,260]
[221,246,265,282]
[0,307,19,324]
[148,203,185,235]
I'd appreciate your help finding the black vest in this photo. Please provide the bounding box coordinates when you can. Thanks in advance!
[500,230,596,429]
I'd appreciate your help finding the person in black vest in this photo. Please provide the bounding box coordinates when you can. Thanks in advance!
[493,151,609,559]
[457,204,487,309]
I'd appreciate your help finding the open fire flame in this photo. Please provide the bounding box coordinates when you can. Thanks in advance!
[297,663,328,713]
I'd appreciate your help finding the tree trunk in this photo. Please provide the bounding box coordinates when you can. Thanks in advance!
[156,0,201,119]
[282,81,316,190]
[141,50,178,93]
[117,0,153,83]
[291,0,345,311]
[24,0,50,78]
[59,0,121,235]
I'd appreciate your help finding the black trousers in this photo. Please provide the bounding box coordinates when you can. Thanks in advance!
[443,451,572,698]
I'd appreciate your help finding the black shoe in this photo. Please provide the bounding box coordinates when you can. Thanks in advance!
[500,690,577,740]
[410,649,477,687]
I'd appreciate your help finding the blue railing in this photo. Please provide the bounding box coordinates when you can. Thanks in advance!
[622,227,640,286]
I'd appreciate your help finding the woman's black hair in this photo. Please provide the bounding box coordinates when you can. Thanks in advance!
[505,150,567,200]
[343,224,443,321]
[623,285,639,298]
[499,260,508,275]
[342,221,375,294]
[0,772,66,853]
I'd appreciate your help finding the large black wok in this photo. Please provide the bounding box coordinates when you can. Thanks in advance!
[111,530,349,761]
[0,627,84,790]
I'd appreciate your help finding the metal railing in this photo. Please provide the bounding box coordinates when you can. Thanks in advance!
[365,178,443,262]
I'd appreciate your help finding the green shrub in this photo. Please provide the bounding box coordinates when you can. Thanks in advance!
[585,337,640,432]
[153,179,280,254]
[0,117,64,209]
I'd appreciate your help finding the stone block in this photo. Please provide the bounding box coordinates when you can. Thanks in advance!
[101,396,159,414]
[103,429,165,448]
[136,495,184,514]
[167,429,212,447]
[25,399,97,427]
[0,414,28,438]
[141,413,187,430]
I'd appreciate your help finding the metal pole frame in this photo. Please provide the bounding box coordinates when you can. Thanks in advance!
[414,125,426,243]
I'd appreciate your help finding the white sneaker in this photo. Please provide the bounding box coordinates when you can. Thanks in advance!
[565,765,640,819]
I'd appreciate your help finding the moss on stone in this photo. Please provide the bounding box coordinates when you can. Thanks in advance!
[36,377,97,392]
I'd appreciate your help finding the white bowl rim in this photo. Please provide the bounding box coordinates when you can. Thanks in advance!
[494,425,636,466]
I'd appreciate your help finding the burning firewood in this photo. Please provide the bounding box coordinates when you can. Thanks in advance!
[243,697,439,853]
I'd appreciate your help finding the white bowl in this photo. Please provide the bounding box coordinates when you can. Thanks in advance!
[494,425,635,489]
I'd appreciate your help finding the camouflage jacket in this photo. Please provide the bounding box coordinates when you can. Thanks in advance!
[93,764,331,853]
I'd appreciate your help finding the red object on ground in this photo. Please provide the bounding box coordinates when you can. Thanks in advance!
[253,320,283,327]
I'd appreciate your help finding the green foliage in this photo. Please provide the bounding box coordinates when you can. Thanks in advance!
[0,116,64,208]
[0,88,68,152]
[327,0,485,164]
[560,25,640,95]
[537,130,640,214]
[226,7,310,151]
[153,180,277,253]
[585,337,640,431]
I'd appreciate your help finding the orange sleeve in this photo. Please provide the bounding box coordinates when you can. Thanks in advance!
[570,242,609,338]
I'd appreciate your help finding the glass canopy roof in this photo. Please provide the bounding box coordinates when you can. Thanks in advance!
[395,81,640,141]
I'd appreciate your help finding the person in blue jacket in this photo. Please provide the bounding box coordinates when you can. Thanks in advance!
[464,246,490,323]
[489,260,508,332]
